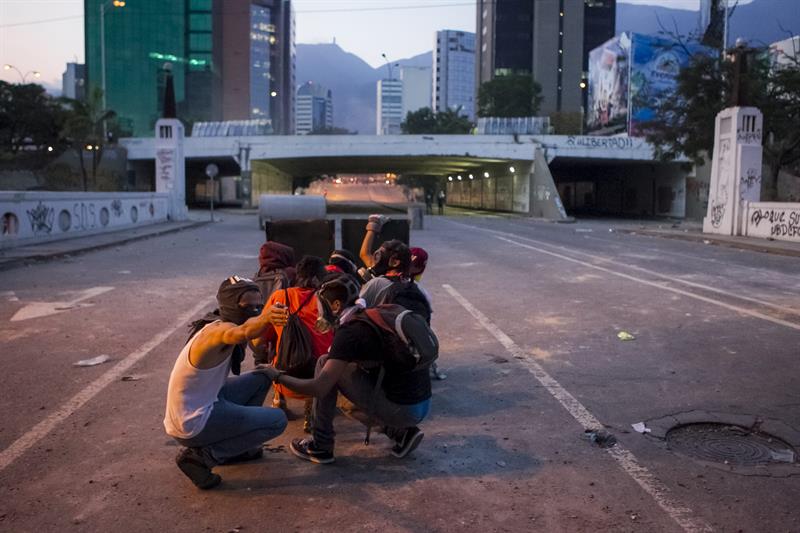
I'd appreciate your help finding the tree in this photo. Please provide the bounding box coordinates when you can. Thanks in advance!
[61,87,116,191]
[0,81,66,154]
[645,48,800,199]
[400,107,473,134]
[477,74,543,117]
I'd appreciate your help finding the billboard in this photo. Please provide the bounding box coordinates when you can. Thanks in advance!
[628,34,702,136]
[587,33,708,137]
[586,34,630,135]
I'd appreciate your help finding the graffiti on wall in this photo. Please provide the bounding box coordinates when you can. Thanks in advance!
[26,202,54,234]
[750,208,800,238]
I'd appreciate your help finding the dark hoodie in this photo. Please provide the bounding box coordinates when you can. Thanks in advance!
[258,241,296,282]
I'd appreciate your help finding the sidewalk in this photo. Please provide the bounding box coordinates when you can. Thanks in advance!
[611,221,800,258]
[0,219,208,271]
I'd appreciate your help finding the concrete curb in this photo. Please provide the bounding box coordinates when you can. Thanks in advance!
[0,221,210,271]
[616,228,800,258]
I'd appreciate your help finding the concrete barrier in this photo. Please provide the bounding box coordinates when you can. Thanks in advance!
[0,191,170,249]
[258,194,326,228]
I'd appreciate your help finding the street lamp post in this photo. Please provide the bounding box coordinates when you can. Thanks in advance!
[2,64,41,83]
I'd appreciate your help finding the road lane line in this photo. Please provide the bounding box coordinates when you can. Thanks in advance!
[0,297,214,474]
[494,235,800,332]
[443,283,711,533]
[448,220,800,317]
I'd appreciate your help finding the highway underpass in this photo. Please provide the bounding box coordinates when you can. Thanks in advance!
[121,134,693,219]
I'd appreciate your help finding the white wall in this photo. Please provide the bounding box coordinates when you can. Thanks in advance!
[743,202,800,243]
[1,191,169,249]
[401,66,432,117]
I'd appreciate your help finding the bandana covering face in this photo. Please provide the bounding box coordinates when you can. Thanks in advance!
[217,276,262,325]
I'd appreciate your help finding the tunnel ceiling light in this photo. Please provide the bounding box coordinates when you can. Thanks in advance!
[448,176,453,181]
[457,175,462,180]
[579,81,587,89]
[509,166,515,173]
[484,171,490,178]
[468,174,474,180]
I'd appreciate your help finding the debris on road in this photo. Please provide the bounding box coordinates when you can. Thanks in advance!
[631,422,652,434]
[496,460,507,467]
[617,331,636,341]
[121,376,142,382]
[582,429,618,448]
[73,355,111,367]
[575,228,593,233]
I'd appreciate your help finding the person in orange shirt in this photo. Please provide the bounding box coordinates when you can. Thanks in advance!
[255,256,332,431]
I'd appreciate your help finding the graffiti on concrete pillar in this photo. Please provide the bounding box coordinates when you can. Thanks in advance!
[26,202,54,234]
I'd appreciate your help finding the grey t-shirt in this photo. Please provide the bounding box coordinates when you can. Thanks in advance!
[359,276,393,307]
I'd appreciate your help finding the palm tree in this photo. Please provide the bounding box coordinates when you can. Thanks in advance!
[61,87,116,191]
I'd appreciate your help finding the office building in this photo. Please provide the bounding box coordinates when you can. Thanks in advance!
[62,62,86,100]
[84,0,294,136]
[295,81,333,134]
[376,79,403,135]
[214,0,295,134]
[434,30,476,120]
[476,0,616,115]
[400,66,432,118]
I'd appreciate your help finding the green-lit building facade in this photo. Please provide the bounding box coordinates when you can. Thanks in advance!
[85,0,294,137]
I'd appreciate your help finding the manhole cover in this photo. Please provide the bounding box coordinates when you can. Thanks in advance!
[666,423,796,466]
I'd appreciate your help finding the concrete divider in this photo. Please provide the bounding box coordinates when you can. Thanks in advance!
[743,202,800,242]
[1,191,170,249]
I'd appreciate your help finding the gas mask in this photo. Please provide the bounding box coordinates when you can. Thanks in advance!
[370,247,391,276]
[315,295,338,334]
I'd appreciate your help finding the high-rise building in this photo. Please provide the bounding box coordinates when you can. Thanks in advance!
[400,66,432,118]
[295,81,333,134]
[376,79,403,135]
[62,62,86,100]
[434,30,476,120]
[84,0,295,136]
[476,0,616,115]
[214,0,295,134]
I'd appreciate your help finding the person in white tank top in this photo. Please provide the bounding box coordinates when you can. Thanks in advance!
[165,275,289,490]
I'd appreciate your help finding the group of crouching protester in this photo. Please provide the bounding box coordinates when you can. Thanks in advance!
[163,215,442,489]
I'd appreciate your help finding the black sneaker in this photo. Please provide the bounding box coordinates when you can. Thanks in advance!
[290,438,334,464]
[391,427,424,458]
[221,447,263,464]
[175,448,221,489]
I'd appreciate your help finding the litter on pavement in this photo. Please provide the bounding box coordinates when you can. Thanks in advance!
[631,422,652,433]
[617,331,636,341]
[74,355,111,367]
[582,429,618,448]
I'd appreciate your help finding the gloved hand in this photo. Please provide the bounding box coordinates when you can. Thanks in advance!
[366,214,388,233]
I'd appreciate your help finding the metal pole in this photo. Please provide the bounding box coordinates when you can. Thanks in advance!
[722,0,729,52]
[209,178,215,222]
[100,2,107,138]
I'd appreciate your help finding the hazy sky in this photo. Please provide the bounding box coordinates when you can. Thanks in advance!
[0,0,704,91]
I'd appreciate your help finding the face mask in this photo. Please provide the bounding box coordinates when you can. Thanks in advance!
[315,296,338,334]
[371,247,391,276]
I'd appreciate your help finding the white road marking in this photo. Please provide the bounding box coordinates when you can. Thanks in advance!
[0,297,214,474]
[1,290,19,302]
[10,286,115,322]
[447,220,800,325]
[494,235,800,332]
[443,284,711,533]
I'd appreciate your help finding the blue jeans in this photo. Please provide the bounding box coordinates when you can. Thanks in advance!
[312,355,431,451]
[174,372,287,464]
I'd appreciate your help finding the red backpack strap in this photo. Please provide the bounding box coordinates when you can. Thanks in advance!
[364,307,395,335]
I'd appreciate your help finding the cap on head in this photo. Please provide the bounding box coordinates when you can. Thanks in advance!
[409,247,428,277]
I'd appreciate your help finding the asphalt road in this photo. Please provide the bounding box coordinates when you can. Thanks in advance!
[0,212,798,533]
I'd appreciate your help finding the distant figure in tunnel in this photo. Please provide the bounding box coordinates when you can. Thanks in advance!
[437,189,445,215]
[164,276,289,489]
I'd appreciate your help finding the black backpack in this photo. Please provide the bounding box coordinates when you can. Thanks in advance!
[274,290,317,378]
[373,278,432,324]
[349,304,439,443]
[253,269,290,304]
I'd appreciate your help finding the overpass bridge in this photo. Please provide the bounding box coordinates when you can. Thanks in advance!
[121,133,692,219]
